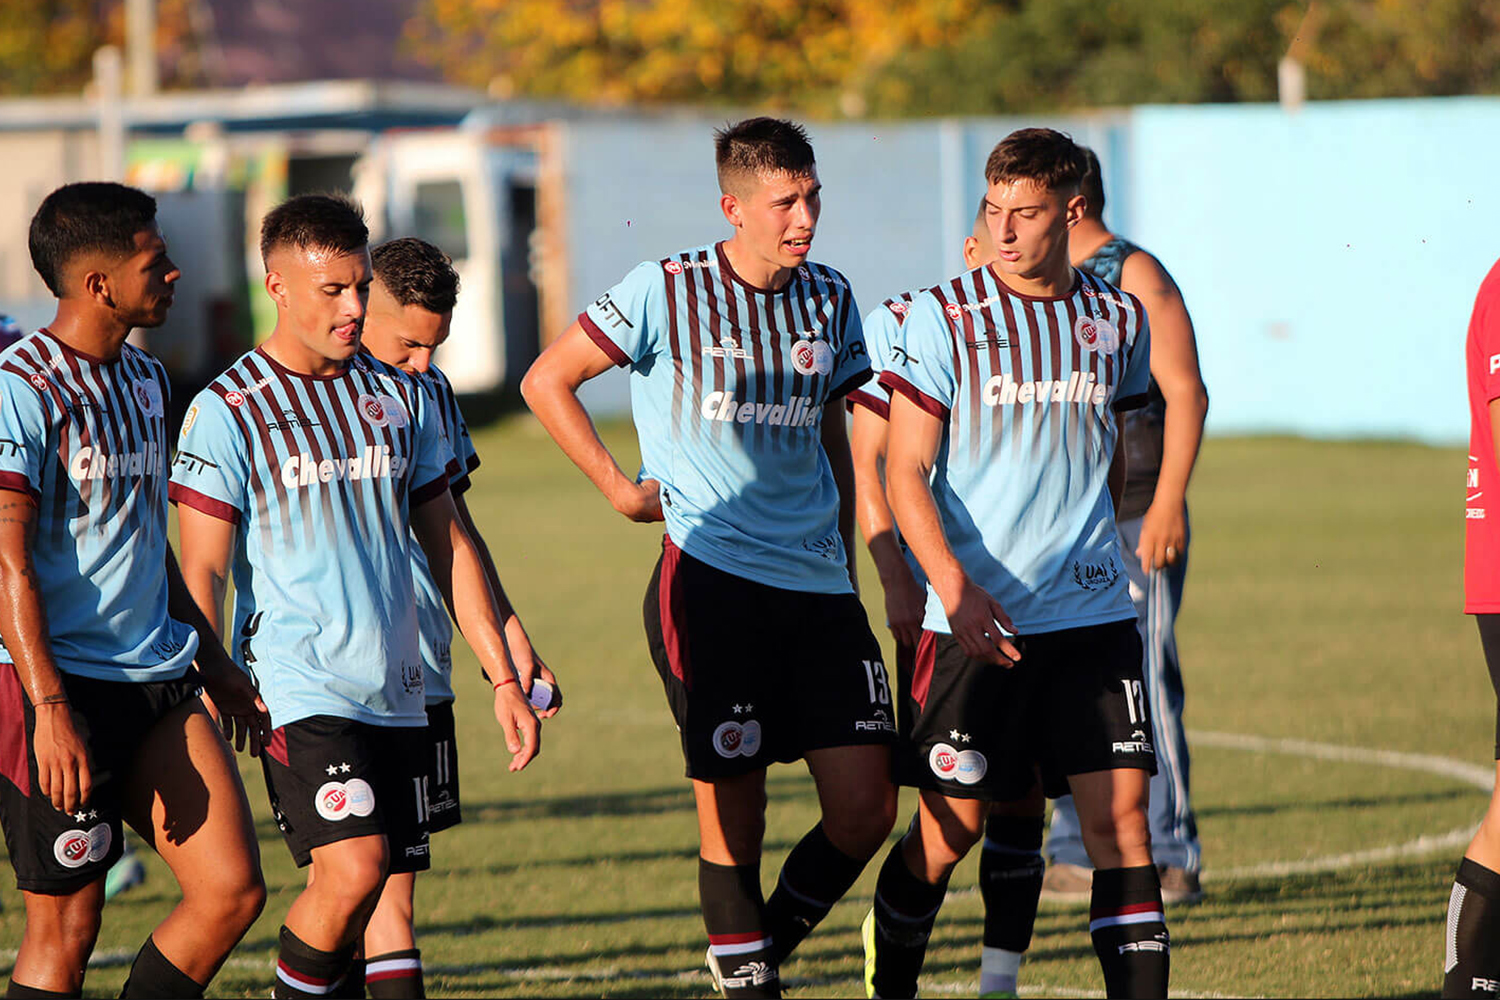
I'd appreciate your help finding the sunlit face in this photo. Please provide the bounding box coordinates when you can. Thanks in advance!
[264,245,372,365]
[983,178,1084,281]
[77,224,180,328]
[721,167,822,277]
[362,280,451,374]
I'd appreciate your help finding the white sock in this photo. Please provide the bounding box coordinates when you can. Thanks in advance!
[980,945,1023,995]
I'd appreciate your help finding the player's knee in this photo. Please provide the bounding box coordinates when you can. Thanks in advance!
[823,785,897,859]
[28,894,103,960]
[313,841,390,915]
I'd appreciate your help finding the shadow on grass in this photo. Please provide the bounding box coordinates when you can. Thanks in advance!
[1194,786,1479,820]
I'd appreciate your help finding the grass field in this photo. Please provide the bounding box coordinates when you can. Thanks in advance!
[0,419,1486,998]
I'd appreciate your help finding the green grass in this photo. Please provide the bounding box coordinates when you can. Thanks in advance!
[0,424,1484,997]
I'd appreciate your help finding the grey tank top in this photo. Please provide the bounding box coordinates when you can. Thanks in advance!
[1077,237,1166,522]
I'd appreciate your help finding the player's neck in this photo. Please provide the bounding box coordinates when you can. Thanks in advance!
[720,237,795,292]
[992,255,1076,300]
[262,326,348,377]
[44,301,130,362]
[1069,218,1114,266]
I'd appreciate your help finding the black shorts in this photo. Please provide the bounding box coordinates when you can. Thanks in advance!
[261,716,431,873]
[894,619,1155,800]
[644,538,895,780]
[1477,614,1500,758]
[0,666,200,894]
[425,701,461,833]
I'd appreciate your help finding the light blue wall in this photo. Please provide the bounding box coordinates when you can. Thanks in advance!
[556,99,1492,442]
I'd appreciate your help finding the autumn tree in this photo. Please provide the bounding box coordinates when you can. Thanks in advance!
[0,0,202,97]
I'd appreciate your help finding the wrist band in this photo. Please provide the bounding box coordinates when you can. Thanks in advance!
[493,676,517,690]
[35,693,68,706]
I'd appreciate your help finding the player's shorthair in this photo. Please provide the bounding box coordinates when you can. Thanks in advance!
[985,128,1088,193]
[713,117,816,193]
[1079,146,1106,219]
[29,182,158,296]
[259,193,368,266]
[372,238,461,314]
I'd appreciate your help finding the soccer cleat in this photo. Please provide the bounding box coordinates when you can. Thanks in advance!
[104,849,146,901]
[1158,864,1205,905]
[862,908,923,999]
[707,947,725,995]
[1038,861,1093,906]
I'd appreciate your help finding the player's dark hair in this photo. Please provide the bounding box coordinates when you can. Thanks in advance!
[713,117,816,193]
[984,128,1088,194]
[28,182,158,297]
[371,238,460,314]
[1080,146,1106,219]
[974,194,989,227]
[259,193,368,267]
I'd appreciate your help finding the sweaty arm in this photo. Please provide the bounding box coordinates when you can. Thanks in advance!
[885,391,1021,667]
[1108,432,1127,516]
[452,491,560,716]
[520,322,662,523]
[850,404,924,648]
[412,490,540,770]
[822,401,860,594]
[1119,251,1208,570]
[0,494,90,813]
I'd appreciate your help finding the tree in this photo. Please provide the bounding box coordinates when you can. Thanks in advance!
[0,0,201,97]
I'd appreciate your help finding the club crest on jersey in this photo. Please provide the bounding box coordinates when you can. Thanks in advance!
[790,338,833,377]
[357,393,408,430]
[1074,315,1119,353]
[224,390,246,408]
[132,378,163,418]
[713,719,762,758]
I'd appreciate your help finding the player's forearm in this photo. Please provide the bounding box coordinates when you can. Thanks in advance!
[448,542,518,685]
[887,461,966,606]
[1108,434,1127,515]
[1149,386,1208,511]
[0,520,65,704]
[166,546,231,656]
[523,366,638,510]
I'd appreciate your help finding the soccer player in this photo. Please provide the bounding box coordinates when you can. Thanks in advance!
[868,128,1167,999]
[1445,259,1500,998]
[356,236,561,997]
[1,182,268,999]
[850,198,1045,1000]
[522,117,897,998]
[170,195,541,1000]
[1043,147,1211,905]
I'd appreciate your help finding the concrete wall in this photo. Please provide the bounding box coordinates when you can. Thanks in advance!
[0,131,103,328]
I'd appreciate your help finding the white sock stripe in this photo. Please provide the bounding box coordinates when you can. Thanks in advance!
[275,966,341,995]
[709,937,772,956]
[1447,882,1468,973]
[1088,910,1165,932]
[366,957,423,975]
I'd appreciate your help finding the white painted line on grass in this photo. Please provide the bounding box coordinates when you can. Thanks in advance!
[1187,730,1495,792]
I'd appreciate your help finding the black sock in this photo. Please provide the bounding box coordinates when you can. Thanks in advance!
[700,857,780,998]
[119,935,204,998]
[980,814,1045,952]
[1445,857,1500,997]
[365,950,422,999]
[274,926,356,999]
[870,838,950,999]
[765,823,868,965]
[1089,866,1169,999]
[6,982,77,999]
[330,956,364,999]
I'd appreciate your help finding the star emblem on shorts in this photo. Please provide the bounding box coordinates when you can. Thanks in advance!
[326,764,338,776]
[340,762,351,773]
[949,730,960,741]
[74,811,87,822]
[88,810,98,820]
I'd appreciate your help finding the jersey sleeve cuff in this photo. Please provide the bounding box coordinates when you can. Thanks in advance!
[167,482,241,525]
[1113,392,1149,412]
[465,452,481,474]
[579,313,632,368]
[845,387,890,419]
[879,372,950,420]
[826,367,873,402]
[449,473,473,496]
[0,472,39,505]
[410,474,451,508]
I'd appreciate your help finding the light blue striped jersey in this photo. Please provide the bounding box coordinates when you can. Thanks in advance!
[169,348,453,728]
[880,266,1151,634]
[848,293,926,588]
[0,331,197,681]
[580,242,871,594]
[407,362,479,706]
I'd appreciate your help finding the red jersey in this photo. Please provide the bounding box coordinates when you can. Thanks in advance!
[1466,260,1500,611]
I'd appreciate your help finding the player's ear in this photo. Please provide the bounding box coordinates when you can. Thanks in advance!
[1063,192,1087,230]
[720,192,743,229]
[81,268,114,309]
[962,236,982,269]
[264,269,288,309]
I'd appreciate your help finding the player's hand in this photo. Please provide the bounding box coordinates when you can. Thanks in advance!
[881,565,926,650]
[612,478,664,523]
[32,701,91,815]
[1136,499,1187,571]
[493,680,542,771]
[939,576,1022,667]
[198,653,272,757]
